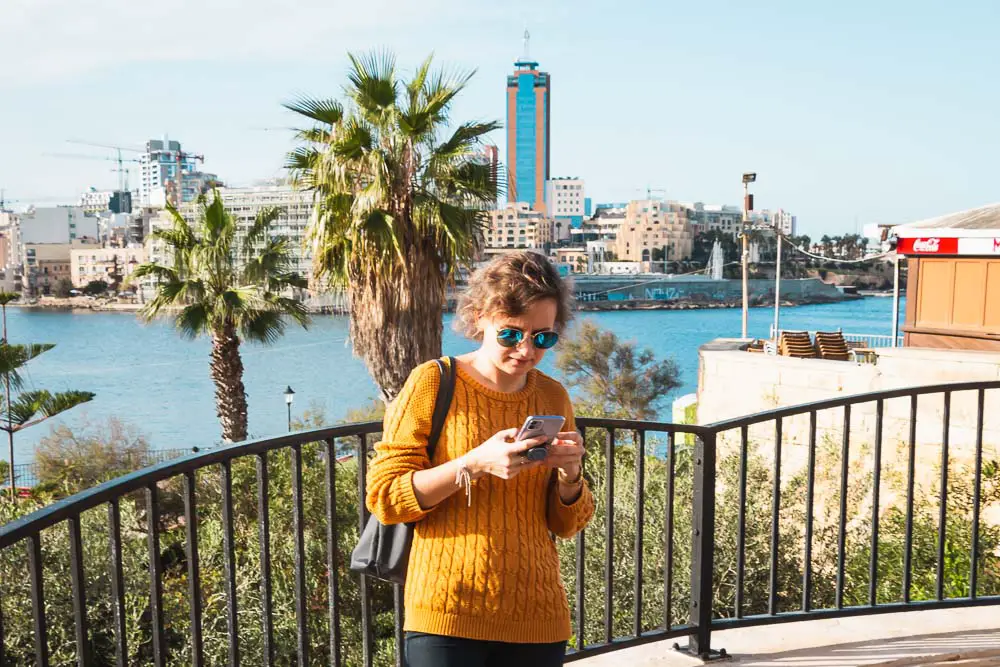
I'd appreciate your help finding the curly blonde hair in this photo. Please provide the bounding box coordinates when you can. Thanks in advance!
[454,251,574,340]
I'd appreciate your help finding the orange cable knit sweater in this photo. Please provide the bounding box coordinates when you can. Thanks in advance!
[366,360,595,644]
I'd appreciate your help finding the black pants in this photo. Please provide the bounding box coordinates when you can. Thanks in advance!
[405,632,566,667]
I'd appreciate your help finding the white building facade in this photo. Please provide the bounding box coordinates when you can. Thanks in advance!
[139,138,216,207]
[78,189,114,215]
[71,247,146,288]
[484,202,554,253]
[545,177,587,241]
[18,206,99,244]
[770,208,796,236]
[217,183,313,279]
[685,203,744,237]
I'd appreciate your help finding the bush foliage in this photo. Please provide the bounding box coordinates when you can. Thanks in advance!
[0,324,997,664]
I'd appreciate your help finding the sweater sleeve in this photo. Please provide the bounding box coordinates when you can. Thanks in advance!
[546,386,596,538]
[365,361,441,525]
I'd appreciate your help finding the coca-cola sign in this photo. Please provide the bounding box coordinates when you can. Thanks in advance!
[898,237,958,255]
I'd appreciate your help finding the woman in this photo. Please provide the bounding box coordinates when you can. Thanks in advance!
[366,251,595,667]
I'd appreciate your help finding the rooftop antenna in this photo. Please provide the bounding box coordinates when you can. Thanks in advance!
[522,29,530,61]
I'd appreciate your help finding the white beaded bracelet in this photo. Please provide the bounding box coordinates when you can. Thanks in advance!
[455,458,473,507]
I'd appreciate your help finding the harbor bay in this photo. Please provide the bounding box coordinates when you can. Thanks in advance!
[10,297,900,458]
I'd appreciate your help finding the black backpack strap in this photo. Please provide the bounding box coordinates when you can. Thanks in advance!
[426,357,457,460]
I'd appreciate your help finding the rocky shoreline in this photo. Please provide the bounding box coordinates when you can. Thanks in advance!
[576,295,851,312]
[13,293,855,315]
[12,297,144,312]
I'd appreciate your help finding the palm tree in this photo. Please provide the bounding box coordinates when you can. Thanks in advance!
[820,235,833,256]
[131,192,309,442]
[286,51,500,401]
[0,343,94,497]
[0,291,16,495]
[0,292,16,341]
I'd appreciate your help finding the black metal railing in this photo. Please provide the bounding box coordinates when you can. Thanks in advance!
[0,380,998,665]
[7,448,202,489]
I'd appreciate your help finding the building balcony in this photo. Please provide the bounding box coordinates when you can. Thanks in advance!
[0,380,997,665]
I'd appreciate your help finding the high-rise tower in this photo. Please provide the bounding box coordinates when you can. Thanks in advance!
[505,30,550,212]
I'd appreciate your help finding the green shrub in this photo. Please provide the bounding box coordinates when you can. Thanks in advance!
[34,418,151,495]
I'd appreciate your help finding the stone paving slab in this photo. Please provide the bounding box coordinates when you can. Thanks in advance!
[575,607,1000,666]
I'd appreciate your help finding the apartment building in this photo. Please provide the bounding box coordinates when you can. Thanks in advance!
[484,202,554,253]
[614,200,694,264]
[71,247,146,288]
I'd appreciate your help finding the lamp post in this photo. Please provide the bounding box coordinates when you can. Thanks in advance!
[891,253,900,347]
[741,172,757,339]
[284,385,295,432]
[773,224,783,341]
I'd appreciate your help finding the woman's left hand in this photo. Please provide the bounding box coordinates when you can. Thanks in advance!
[544,431,585,481]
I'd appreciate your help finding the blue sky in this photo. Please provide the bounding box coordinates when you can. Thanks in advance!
[2,0,998,237]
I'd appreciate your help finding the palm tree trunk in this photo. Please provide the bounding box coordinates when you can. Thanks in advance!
[348,247,446,402]
[2,304,12,499]
[6,427,14,500]
[210,323,249,442]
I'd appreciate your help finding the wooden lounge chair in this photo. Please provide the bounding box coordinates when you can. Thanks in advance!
[815,331,850,361]
[779,331,817,358]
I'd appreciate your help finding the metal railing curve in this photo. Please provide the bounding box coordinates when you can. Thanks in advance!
[1,381,998,665]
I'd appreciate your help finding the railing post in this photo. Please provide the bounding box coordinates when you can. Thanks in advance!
[686,429,719,659]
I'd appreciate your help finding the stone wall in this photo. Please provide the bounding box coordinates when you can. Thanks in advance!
[697,342,1000,499]
[574,277,842,304]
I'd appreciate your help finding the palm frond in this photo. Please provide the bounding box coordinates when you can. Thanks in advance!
[347,50,399,117]
[39,390,95,418]
[5,390,47,427]
[127,262,178,286]
[407,54,434,111]
[201,189,233,250]
[432,121,502,161]
[283,97,344,127]
[420,65,475,120]
[239,310,285,345]
[333,118,375,162]
[243,206,282,254]
[0,343,55,391]
[0,292,19,306]
[171,303,207,339]
[149,227,196,253]
[285,146,324,174]
[5,389,94,431]
[242,238,295,286]
[268,295,309,327]
[293,127,334,145]
[140,276,205,321]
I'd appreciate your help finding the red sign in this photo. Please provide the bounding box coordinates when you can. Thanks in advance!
[897,237,959,255]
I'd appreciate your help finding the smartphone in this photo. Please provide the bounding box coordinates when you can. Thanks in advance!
[515,415,566,461]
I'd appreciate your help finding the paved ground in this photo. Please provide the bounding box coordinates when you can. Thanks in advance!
[576,608,1000,666]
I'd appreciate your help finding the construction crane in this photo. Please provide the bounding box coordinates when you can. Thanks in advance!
[64,137,207,207]
[637,186,667,200]
[44,152,140,193]
[1,189,76,211]
[65,140,143,196]
[169,149,204,207]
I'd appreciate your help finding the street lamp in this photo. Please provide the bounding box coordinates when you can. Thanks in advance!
[741,172,757,339]
[284,386,295,432]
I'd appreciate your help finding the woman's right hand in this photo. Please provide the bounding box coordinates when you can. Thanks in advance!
[465,428,548,480]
